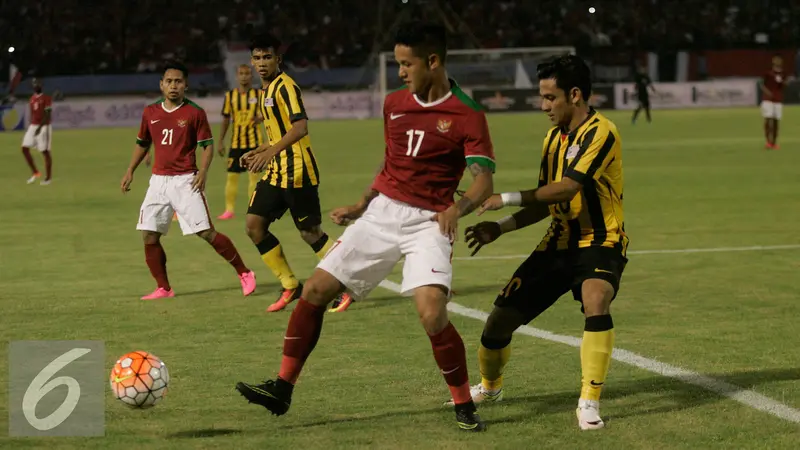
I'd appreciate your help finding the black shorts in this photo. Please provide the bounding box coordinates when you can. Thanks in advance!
[637,96,650,108]
[246,180,322,229]
[226,147,256,173]
[494,246,628,324]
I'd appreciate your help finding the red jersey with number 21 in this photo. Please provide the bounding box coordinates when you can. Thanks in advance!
[373,81,496,212]
[136,99,214,176]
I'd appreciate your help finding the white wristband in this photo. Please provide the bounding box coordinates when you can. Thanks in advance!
[500,192,522,206]
[496,215,517,234]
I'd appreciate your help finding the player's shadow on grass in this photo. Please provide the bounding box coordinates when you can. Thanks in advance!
[497,367,800,423]
[179,286,268,297]
[168,428,241,438]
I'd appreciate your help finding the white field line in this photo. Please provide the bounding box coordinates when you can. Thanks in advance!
[376,280,800,424]
[452,244,800,261]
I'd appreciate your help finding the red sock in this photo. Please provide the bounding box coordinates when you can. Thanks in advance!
[278,299,326,384]
[210,232,249,274]
[22,147,38,173]
[144,242,170,290]
[42,150,52,180]
[429,322,471,405]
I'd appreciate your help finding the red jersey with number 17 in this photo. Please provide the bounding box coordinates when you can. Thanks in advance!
[136,99,214,176]
[373,81,496,212]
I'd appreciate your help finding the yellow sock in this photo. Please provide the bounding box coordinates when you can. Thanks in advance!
[478,340,511,391]
[224,173,239,213]
[247,172,259,197]
[314,235,334,260]
[580,315,615,401]
[256,235,299,290]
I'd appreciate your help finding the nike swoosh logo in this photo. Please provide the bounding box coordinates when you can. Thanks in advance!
[431,268,448,274]
[594,268,613,274]
[390,113,405,120]
[298,216,308,222]
[284,336,301,340]
[590,380,604,386]
[114,374,134,383]
[441,366,460,375]
[150,120,160,124]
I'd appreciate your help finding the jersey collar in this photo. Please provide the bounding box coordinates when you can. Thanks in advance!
[411,78,458,108]
[161,100,184,113]
[561,107,597,136]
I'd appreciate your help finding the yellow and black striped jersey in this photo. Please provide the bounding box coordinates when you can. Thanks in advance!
[258,72,320,188]
[222,88,264,149]
[535,108,628,256]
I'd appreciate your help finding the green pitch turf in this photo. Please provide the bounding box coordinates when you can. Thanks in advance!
[1,106,799,449]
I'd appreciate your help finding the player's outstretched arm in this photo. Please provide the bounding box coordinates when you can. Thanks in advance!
[465,203,549,256]
[330,162,383,226]
[455,162,494,217]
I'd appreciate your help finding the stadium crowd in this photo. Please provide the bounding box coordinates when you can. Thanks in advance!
[2,0,797,77]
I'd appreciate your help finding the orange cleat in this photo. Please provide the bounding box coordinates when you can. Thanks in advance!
[266,283,302,312]
[328,292,354,312]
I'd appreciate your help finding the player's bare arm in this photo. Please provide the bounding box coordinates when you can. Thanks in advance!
[465,203,550,256]
[244,119,308,172]
[121,145,150,193]
[478,177,581,214]
[218,115,230,156]
[330,161,383,226]
[191,143,214,192]
[433,162,494,241]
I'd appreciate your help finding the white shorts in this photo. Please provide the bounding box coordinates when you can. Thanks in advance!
[317,194,453,300]
[21,125,52,151]
[136,173,212,236]
[761,101,783,119]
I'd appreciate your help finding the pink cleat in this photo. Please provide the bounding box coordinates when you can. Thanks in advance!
[239,271,256,296]
[141,287,175,300]
[218,211,235,220]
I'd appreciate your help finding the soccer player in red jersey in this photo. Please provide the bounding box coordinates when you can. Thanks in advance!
[760,55,792,149]
[236,23,495,432]
[21,78,53,185]
[120,62,257,300]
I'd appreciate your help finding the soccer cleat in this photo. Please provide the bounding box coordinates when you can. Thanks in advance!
[444,383,503,406]
[235,379,292,416]
[576,398,605,430]
[40,179,51,186]
[141,287,175,300]
[239,271,256,296]
[218,211,235,220]
[27,173,41,184]
[266,283,303,312]
[328,292,354,312]
[454,401,487,432]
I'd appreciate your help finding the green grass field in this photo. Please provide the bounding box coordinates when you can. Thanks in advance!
[1,106,799,449]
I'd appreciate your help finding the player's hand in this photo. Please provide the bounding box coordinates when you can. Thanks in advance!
[431,205,459,242]
[218,145,226,157]
[330,204,365,226]
[191,170,208,193]
[246,150,272,173]
[120,171,134,194]
[476,194,505,216]
[464,221,502,256]
[34,127,42,136]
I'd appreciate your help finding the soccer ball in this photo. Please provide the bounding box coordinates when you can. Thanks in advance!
[109,351,169,408]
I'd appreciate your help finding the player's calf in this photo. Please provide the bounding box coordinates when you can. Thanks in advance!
[577,279,616,430]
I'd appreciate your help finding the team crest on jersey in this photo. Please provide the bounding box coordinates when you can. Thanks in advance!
[436,119,452,133]
[177,119,188,128]
[566,144,581,159]
[264,97,274,107]
[249,97,258,104]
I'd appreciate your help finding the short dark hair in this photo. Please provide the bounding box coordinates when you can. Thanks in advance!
[163,61,189,79]
[537,54,592,101]
[394,22,447,63]
[250,32,282,54]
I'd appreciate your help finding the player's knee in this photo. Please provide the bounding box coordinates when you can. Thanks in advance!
[414,286,450,335]
[298,226,322,244]
[301,269,343,306]
[483,306,524,340]
[244,216,267,242]
[141,231,161,245]
[195,228,216,243]
[581,279,615,317]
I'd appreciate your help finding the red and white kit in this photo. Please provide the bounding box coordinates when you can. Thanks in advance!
[318,84,495,299]
[22,93,52,151]
[761,69,786,119]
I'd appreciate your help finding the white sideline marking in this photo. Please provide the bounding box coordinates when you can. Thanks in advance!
[377,279,800,424]
[452,244,800,261]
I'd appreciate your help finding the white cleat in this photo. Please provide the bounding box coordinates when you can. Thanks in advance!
[444,383,503,406]
[26,174,40,184]
[40,179,51,186]
[576,398,605,430]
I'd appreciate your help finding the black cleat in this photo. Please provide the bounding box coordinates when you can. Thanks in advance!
[455,400,487,432]
[235,379,292,416]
